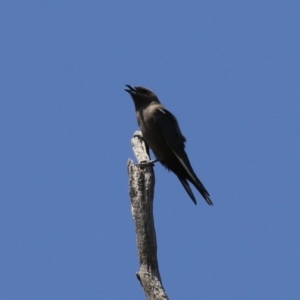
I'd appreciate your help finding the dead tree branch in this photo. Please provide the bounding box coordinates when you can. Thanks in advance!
[127,131,169,300]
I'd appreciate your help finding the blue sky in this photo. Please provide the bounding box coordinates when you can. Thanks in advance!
[1,1,299,299]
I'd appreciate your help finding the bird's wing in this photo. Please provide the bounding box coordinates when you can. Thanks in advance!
[153,107,213,205]
[153,108,196,181]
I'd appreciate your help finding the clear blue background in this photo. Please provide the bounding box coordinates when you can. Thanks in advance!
[1,1,299,299]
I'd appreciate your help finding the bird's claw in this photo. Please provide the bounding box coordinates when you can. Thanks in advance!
[137,159,157,168]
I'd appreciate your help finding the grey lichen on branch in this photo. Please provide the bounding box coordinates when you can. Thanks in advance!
[127,131,169,300]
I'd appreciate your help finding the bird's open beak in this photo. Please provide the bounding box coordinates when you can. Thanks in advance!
[125,85,137,95]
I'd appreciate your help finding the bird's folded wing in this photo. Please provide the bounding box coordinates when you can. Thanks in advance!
[153,108,196,181]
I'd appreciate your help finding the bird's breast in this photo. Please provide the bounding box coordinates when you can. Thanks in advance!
[136,108,174,161]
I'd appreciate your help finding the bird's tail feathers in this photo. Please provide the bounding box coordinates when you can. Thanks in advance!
[193,180,213,206]
[178,176,197,205]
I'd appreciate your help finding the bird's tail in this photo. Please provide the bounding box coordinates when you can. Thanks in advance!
[178,176,197,205]
[192,179,213,206]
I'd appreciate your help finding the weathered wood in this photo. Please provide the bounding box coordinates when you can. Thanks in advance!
[127,131,169,300]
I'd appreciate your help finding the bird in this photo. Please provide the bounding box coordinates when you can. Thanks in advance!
[125,85,213,206]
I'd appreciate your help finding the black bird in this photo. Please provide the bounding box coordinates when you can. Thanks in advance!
[125,85,213,205]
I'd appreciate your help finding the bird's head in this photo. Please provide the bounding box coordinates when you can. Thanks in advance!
[125,85,160,107]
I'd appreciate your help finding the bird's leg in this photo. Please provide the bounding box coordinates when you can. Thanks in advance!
[138,158,159,167]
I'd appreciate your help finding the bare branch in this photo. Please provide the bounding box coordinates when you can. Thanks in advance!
[127,131,169,300]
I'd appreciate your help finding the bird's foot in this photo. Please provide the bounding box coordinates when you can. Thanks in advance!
[137,159,158,168]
